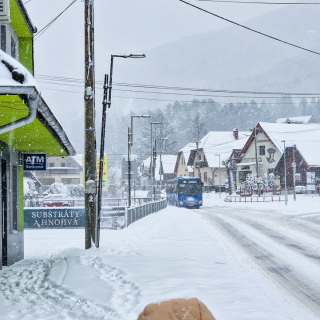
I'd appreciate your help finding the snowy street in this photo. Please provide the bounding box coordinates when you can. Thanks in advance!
[1,193,320,320]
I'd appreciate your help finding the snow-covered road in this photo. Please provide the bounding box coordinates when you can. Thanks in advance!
[0,193,320,319]
[200,203,320,317]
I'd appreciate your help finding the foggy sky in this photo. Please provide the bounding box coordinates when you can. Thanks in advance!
[24,0,289,149]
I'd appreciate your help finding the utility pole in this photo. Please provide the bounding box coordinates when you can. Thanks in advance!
[282,140,288,205]
[127,127,131,207]
[84,0,96,249]
[254,127,259,178]
[196,141,201,179]
[292,144,296,201]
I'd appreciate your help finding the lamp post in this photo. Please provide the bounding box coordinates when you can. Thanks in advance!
[150,121,162,201]
[282,140,288,205]
[215,154,221,198]
[292,144,296,201]
[96,53,145,247]
[128,115,150,207]
[156,138,168,188]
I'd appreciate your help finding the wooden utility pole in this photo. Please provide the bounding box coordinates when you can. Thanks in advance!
[84,0,96,249]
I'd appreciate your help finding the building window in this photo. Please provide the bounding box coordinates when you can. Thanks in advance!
[259,146,265,155]
[268,168,274,175]
[61,178,80,184]
[39,178,55,185]
[48,162,54,167]
[1,25,6,52]
[295,173,302,182]
[239,171,252,183]
[204,172,207,181]
[11,36,16,58]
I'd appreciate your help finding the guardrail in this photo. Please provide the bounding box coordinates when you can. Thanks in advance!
[225,194,286,203]
[125,199,167,227]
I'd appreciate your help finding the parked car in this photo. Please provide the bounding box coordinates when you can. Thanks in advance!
[43,194,74,207]
[147,189,165,200]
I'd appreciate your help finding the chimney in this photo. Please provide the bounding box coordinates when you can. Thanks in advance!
[233,128,239,140]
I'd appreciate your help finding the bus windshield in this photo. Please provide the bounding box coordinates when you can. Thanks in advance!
[178,180,202,196]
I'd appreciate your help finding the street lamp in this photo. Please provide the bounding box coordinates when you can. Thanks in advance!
[150,121,162,201]
[156,138,168,188]
[282,140,288,205]
[97,53,146,247]
[215,154,221,199]
[128,115,150,207]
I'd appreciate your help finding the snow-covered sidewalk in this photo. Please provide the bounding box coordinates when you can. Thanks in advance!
[0,193,319,319]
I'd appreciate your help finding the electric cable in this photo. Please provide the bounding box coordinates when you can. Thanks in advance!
[35,0,77,40]
[35,74,320,97]
[179,0,320,55]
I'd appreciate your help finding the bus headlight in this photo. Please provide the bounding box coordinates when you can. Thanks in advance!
[179,201,183,205]
[199,200,203,204]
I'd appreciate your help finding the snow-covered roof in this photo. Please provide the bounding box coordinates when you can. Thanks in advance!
[198,131,251,167]
[0,50,75,156]
[259,122,320,166]
[276,116,313,124]
[178,142,196,172]
[0,50,39,88]
[140,155,176,180]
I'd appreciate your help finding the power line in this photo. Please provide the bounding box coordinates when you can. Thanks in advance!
[35,74,320,96]
[35,0,77,40]
[179,0,320,56]
[37,79,318,99]
[40,86,319,106]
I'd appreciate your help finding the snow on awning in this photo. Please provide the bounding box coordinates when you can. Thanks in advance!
[0,50,75,156]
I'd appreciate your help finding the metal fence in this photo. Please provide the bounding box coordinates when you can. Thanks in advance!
[226,194,286,203]
[125,199,167,228]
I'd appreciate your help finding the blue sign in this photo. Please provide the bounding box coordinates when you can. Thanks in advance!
[24,208,85,229]
[23,154,47,171]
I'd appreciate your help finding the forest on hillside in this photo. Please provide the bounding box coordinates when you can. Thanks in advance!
[103,96,320,165]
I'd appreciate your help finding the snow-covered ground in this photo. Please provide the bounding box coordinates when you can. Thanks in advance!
[1,193,320,320]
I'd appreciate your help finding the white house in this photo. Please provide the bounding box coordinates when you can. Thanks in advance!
[174,142,196,178]
[236,122,320,187]
[187,129,251,189]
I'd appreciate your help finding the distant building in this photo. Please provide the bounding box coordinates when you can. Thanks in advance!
[174,143,196,178]
[187,129,250,190]
[274,144,320,193]
[139,155,176,184]
[276,115,318,124]
[236,122,320,189]
[34,156,83,186]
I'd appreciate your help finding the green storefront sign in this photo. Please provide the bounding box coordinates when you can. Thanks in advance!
[24,208,85,229]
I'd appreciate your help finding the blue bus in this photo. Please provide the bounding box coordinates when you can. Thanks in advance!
[166,177,203,208]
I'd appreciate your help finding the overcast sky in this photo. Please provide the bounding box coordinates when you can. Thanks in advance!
[24,0,287,149]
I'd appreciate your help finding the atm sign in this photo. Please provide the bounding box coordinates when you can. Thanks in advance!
[23,154,47,171]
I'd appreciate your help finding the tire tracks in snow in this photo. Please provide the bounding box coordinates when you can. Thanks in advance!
[200,208,320,317]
